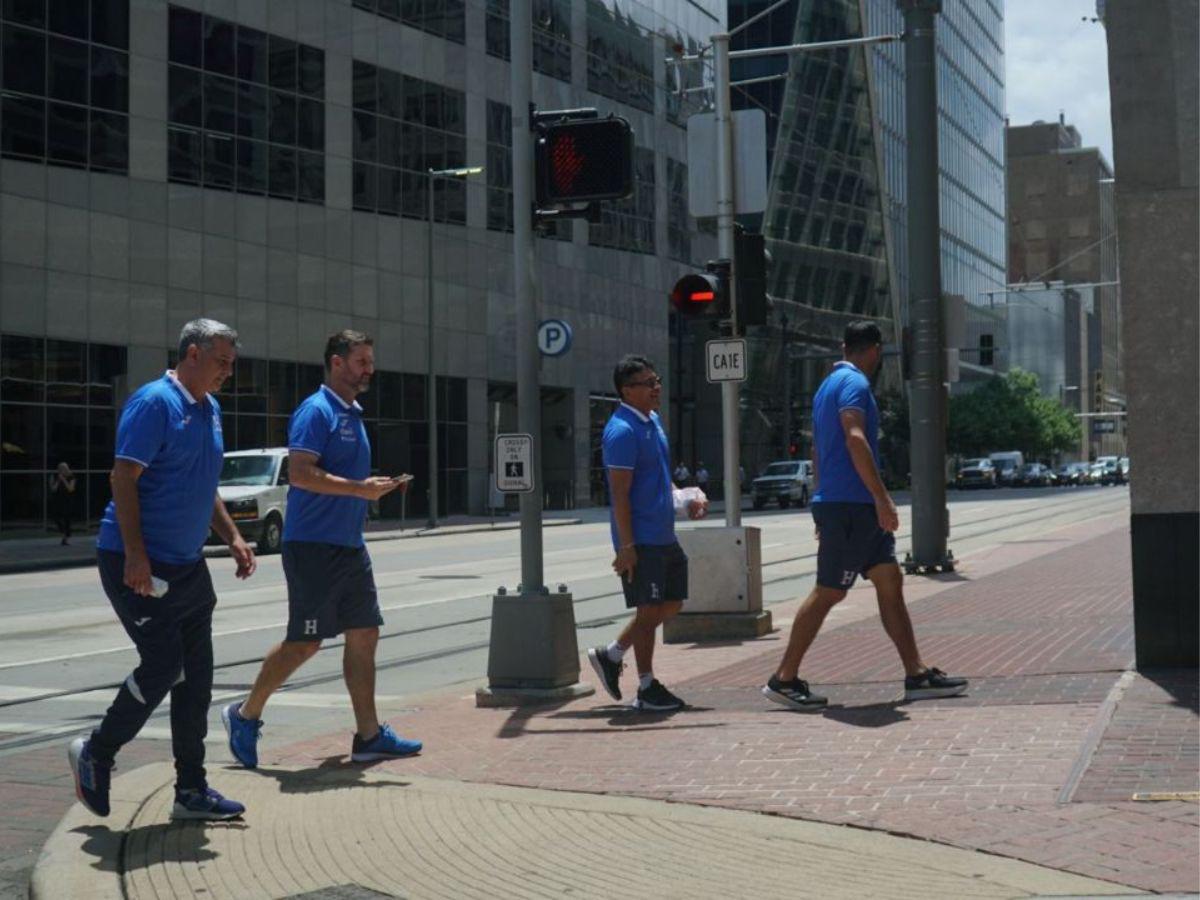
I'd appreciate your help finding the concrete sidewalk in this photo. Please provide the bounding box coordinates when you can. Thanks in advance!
[30,510,1200,899]
[0,512,584,575]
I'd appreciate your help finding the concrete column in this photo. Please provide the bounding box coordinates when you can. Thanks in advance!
[1104,0,1199,667]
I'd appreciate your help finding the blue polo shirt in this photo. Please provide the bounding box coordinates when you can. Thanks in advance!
[602,403,675,549]
[97,372,225,564]
[283,385,371,547]
[812,361,880,505]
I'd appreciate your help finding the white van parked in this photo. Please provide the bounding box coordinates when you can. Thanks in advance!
[217,448,290,553]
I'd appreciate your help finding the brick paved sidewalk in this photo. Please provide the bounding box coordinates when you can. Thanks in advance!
[268,515,1198,895]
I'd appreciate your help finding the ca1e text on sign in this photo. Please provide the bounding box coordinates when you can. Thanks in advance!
[705,339,747,383]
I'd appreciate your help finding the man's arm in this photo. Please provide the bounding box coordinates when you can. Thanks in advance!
[210,494,257,579]
[288,451,401,501]
[608,468,637,582]
[110,459,152,595]
[839,408,899,532]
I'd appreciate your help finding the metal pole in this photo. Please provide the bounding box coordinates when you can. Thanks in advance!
[512,0,544,592]
[899,0,948,569]
[713,34,741,526]
[426,170,438,529]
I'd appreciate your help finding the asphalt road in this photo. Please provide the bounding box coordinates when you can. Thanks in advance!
[0,485,1130,898]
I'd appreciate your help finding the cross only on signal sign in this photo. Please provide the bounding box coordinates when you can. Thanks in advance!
[706,339,747,383]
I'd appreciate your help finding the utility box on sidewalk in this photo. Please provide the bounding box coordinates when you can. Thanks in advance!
[664,526,771,642]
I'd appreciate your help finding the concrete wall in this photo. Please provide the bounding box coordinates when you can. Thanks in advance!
[1105,0,1199,666]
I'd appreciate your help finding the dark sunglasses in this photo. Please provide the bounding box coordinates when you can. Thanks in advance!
[626,376,663,388]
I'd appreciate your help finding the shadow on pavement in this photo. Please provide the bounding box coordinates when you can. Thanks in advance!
[1138,667,1200,711]
[534,704,725,731]
[72,820,242,873]
[819,702,911,728]
[245,755,414,793]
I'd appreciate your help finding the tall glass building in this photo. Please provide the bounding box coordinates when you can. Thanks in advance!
[669,0,1005,480]
[0,0,720,532]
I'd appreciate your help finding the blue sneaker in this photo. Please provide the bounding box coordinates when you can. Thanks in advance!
[171,786,245,820]
[350,723,422,762]
[221,701,261,769]
[68,737,111,817]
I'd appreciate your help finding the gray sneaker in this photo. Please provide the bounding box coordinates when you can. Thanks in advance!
[903,667,968,701]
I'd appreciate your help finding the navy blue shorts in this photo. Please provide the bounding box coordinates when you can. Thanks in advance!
[282,541,383,641]
[620,542,688,608]
[812,502,897,590]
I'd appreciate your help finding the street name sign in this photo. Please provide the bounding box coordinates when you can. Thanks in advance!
[706,339,747,383]
[495,433,534,492]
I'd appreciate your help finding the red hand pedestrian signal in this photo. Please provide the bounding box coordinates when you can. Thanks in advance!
[535,117,634,206]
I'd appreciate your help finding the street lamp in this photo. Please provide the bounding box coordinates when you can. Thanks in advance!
[427,165,483,529]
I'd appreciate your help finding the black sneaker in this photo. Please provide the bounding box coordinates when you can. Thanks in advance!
[633,679,684,711]
[761,675,828,712]
[587,647,624,701]
[904,667,968,701]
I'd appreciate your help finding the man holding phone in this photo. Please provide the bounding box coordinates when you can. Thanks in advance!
[69,319,255,821]
[223,330,421,766]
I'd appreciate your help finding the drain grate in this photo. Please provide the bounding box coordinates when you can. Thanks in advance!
[287,886,403,900]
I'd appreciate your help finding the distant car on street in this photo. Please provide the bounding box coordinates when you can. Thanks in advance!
[1018,462,1055,487]
[751,460,812,510]
[1095,456,1125,486]
[956,458,997,489]
[1087,462,1108,485]
[989,451,1025,487]
[1056,462,1091,486]
[215,447,290,553]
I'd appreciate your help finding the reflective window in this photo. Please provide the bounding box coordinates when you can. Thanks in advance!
[0,2,129,172]
[485,0,572,83]
[166,5,324,203]
[351,0,465,45]
[586,2,654,113]
[485,100,568,240]
[590,146,655,254]
[351,61,465,224]
[666,157,693,264]
[0,334,127,533]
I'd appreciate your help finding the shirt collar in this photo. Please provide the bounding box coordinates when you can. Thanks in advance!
[833,360,864,375]
[322,383,363,412]
[619,402,651,424]
[165,370,201,405]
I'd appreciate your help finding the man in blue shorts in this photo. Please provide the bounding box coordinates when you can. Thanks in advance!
[587,355,707,711]
[69,318,256,820]
[223,330,421,766]
[762,321,968,711]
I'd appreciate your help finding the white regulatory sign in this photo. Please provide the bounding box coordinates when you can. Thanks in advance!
[705,339,747,383]
[494,433,534,493]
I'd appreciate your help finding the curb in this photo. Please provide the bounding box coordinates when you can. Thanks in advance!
[30,762,174,900]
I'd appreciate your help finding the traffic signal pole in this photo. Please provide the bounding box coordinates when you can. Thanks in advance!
[712,34,742,526]
[899,0,952,572]
[477,0,591,706]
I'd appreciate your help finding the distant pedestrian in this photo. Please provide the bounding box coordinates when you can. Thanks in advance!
[673,460,691,486]
[587,355,707,711]
[694,462,710,492]
[223,330,421,768]
[762,321,967,711]
[738,464,746,494]
[48,462,76,545]
[70,319,255,821]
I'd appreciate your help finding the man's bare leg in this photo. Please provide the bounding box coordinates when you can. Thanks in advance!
[342,627,380,739]
[619,601,682,677]
[239,640,322,720]
[865,562,924,677]
[775,585,847,681]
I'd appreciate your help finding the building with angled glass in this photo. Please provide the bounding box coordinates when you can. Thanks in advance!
[0,0,723,532]
[669,0,1006,481]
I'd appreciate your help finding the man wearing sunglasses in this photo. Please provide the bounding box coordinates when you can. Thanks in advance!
[588,355,707,711]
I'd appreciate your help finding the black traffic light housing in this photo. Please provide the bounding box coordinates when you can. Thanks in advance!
[534,112,634,207]
[670,260,730,319]
[734,227,768,329]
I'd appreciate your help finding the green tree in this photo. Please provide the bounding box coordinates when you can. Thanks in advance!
[948,368,1080,459]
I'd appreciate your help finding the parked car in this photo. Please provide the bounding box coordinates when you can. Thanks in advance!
[1119,456,1131,481]
[956,458,997,489]
[1095,458,1125,486]
[751,460,812,509]
[1018,462,1055,487]
[215,447,290,553]
[989,451,1025,486]
[1056,462,1091,485]
[1087,462,1107,485]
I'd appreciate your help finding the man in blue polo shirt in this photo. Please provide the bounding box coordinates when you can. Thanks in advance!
[223,330,421,766]
[69,319,256,821]
[587,355,707,711]
[762,321,968,711]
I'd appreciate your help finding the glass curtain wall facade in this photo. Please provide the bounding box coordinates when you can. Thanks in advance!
[0,0,721,530]
[718,0,1005,479]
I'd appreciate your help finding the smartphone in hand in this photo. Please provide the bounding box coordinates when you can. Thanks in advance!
[391,474,414,484]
